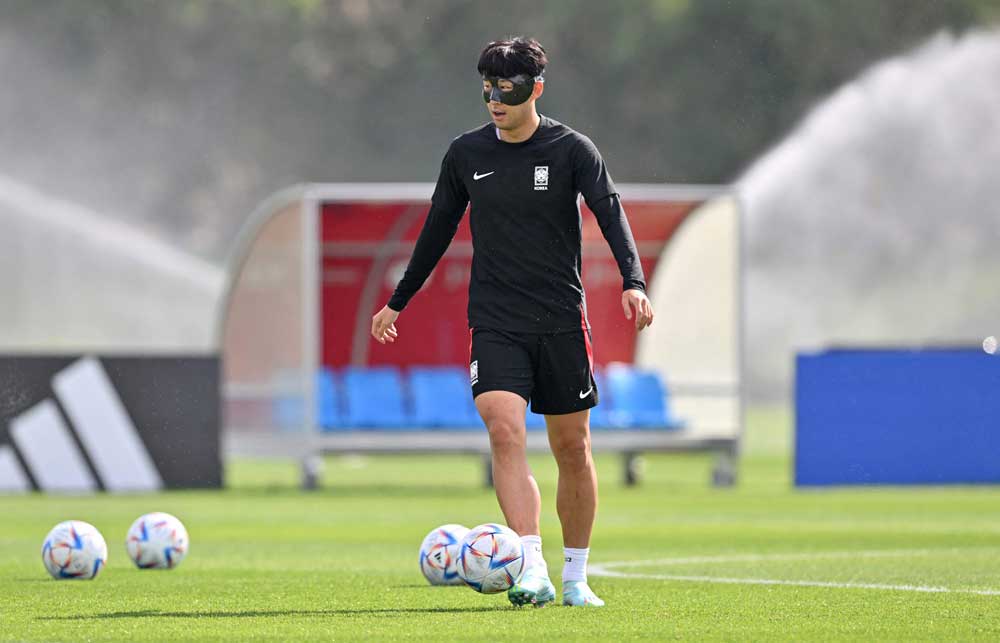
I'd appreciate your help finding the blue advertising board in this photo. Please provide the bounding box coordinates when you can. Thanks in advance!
[796,348,1000,486]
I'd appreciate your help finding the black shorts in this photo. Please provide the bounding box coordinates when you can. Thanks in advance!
[469,327,599,415]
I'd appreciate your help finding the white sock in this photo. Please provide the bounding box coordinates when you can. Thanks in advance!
[563,547,589,583]
[520,535,546,572]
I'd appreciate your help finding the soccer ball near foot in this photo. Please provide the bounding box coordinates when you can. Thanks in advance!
[126,512,189,569]
[41,520,108,580]
[419,523,469,585]
[457,523,525,594]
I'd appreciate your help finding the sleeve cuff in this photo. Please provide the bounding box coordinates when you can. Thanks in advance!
[623,281,646,293]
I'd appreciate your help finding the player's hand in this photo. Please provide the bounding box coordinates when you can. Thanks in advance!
[622,289,654,331]
[371,305,400,344]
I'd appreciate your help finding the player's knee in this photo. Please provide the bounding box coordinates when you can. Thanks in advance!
[550,434,591,470]
[486,418,524,453]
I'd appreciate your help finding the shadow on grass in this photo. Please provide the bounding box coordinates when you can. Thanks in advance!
[39,606,506,620]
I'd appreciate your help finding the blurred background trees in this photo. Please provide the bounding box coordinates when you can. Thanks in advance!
[1,0,995,259]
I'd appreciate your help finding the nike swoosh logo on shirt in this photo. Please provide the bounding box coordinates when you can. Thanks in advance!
[579,386,594,399]
[473,171,495,181]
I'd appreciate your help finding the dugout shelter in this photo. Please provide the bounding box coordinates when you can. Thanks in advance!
[221,183,744,486]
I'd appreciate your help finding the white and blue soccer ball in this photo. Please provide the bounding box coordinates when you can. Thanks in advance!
[41,520,107,580]
[457,523,525,594]
[126,512,189,570]
[419,523,469,585]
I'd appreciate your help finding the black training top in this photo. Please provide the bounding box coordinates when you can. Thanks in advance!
[388,115,646,333]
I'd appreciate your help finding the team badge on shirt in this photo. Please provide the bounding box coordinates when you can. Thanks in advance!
[534,166,549,191]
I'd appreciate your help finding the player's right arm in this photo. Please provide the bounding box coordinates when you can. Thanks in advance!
[372,144,469,345]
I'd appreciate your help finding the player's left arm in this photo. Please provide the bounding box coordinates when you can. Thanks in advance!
[573,136,654,331]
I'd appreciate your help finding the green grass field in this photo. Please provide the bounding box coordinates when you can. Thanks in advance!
[3,408,1000,641]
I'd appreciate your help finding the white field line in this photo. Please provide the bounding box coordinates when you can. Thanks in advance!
[590,549,1000,596]
[594,548,992,568]
[590,570,1000,596]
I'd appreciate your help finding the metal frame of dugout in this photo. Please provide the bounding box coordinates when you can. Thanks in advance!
[223,430,739,488]
[221,183,744,489]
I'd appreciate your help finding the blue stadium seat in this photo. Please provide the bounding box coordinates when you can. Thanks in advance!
[603,365,682,429]
[317,368,343,430]
[409,367,480,428]
[342,366,411,428]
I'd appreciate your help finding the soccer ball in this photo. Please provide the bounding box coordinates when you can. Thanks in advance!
[419,523,469,585]
[41,520,107,580]
[457,523,525,594]
[126,512,189,569]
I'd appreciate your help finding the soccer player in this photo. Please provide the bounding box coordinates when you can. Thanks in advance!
[371,37,653,607]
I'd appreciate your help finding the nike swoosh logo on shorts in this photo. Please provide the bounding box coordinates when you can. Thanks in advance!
[579,386,594,399]
[473,171,495,181]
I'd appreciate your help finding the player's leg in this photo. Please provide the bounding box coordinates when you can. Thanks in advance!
[532,328,605,606]
[544,410,604,606]
[479,389,555,607]
[469,329,550,599]
[474,390,539,537]
[545,409,598,548]
[475,394,556,608]
[476,391,556,607]
[471,329,554,607]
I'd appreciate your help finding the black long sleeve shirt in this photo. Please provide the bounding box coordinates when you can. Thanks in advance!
[388,115,646,333]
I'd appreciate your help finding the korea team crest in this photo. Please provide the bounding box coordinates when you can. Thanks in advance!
[534,166,549,191]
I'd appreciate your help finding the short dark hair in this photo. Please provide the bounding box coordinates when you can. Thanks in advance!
[477,37,547,79]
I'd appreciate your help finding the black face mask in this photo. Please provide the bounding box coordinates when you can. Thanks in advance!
[482,74,542,106]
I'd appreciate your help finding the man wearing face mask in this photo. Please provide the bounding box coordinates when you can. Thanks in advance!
[371,37,653,608]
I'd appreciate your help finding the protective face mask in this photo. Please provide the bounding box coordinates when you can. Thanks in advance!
[482,74,543,106]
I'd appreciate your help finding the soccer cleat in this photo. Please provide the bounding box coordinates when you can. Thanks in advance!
[507,566,556,607]
[561,580,605,607]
